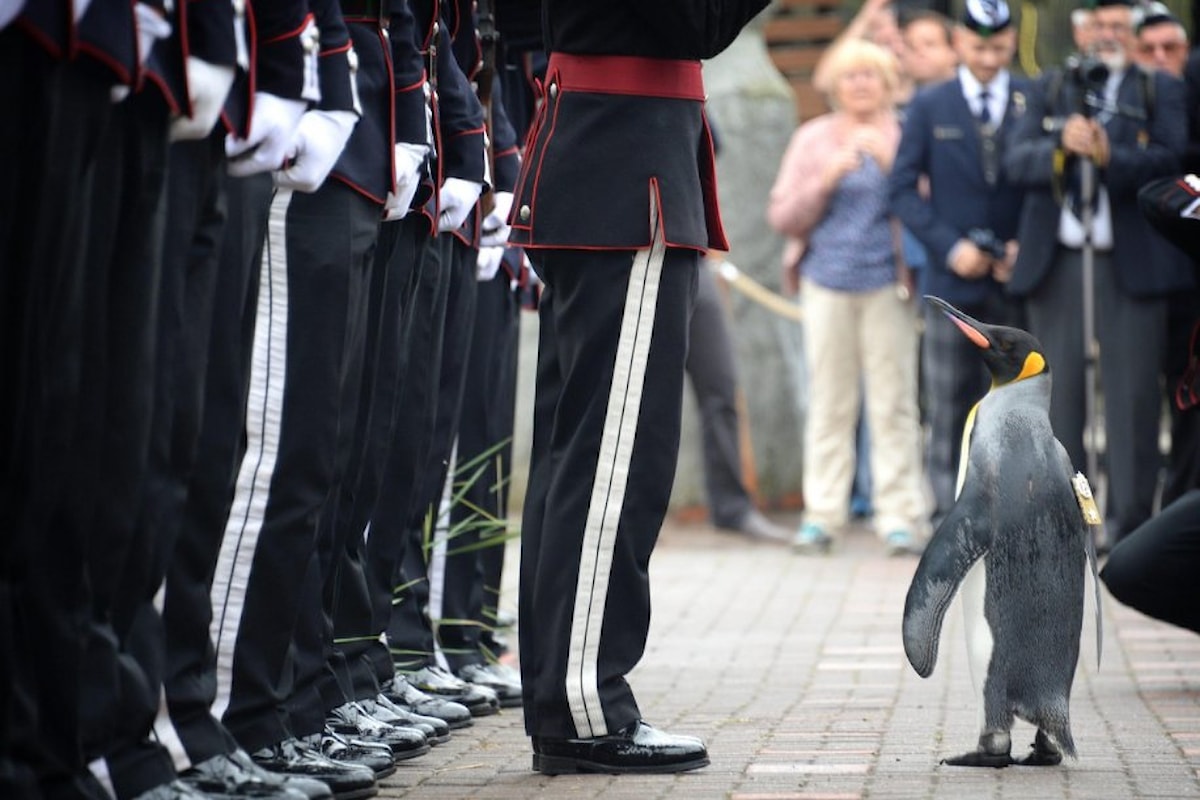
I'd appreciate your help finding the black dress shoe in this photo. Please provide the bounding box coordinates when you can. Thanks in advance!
[532,720,710,775]
[180,753,308,798]
[361,695,450,745]
[455,662,522,708]
[250,738,377,800]
[226,749,332,800]
[402,666,500,717]
[326,702,430,760]
[315,731,398,779]
[380,675,473,729]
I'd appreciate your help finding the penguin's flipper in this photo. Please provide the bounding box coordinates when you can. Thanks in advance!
[902,503,990,678]
[1085,528,1104,667]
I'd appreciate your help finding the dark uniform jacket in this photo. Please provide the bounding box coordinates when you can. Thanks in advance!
[399,0,486,233]
[507,1,768,252]
[1004,65,1193,299]
[332,0,395,203]
[889,73,1031,307]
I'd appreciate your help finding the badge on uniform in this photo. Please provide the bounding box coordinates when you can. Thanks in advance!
[1071,472,1102,526]
[934,126,965,140]
[1011,91,1026,118]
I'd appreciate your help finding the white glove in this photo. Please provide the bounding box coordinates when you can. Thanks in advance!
[226,92,308,177]
[1,1,28,31]
[437,177,483,233]
[135,2,171,66]
[476,246,505,282]
[275,109,358,192]
[113,3,172,102]
[383,142,429,221]
[170,56,236,141]
[479,191,513,248]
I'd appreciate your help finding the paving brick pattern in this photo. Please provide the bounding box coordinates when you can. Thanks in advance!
[376,520,1200,799]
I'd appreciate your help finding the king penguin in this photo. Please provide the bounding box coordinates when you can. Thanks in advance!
[902,296,1102,768]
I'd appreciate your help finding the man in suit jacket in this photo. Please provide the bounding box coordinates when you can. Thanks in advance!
[889,0,1028,531]
[1004,0,1192,550]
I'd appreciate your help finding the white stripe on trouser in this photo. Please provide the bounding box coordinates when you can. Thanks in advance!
[209,189,291,722]
[429,440,457,671]
[565,198,666,738]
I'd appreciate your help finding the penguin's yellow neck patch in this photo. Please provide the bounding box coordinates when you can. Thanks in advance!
[951,317,990,349]
[1016,351,1046,381]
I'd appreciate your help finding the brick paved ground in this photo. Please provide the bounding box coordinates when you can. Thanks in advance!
[377,518,1200,800]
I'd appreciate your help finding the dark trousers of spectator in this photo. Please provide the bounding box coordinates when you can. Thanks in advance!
[686,263,752,530]
[388,234,479,670]
[1101,489,1200,634]
[519,235,698,740]
[157,173,273,766]
[1,35,113,800]
[434,267,520,671]
[210,183,378,752]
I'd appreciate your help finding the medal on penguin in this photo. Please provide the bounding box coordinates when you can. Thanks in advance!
[902,296,1103,768]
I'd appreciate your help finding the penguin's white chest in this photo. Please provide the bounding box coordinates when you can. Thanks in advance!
[961,559,994,724]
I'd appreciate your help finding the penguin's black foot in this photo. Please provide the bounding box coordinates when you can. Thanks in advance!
[1018,730,1063,766]
[941,751,1014,768]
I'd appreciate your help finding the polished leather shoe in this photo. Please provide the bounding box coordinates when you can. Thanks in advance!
[130,779,213,800]
[361,694,450,745]
[401,666,499,717]
[326,702,430,760]
[226,749,332,800]
[532,720,710,775]
[180,753,308,798]
[315,730,397,779]
[380,676,473,729]
[455,662,522,708]
[250,738,377,800]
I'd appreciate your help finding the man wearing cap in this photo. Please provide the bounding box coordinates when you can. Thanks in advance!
[1005,0,1192,551]
[889,0,1029,532]
[1135,2,1188,77]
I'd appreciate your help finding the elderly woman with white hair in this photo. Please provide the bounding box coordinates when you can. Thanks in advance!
[767,38,929,557]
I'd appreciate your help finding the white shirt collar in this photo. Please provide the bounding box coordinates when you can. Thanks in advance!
[959,66,1010,123]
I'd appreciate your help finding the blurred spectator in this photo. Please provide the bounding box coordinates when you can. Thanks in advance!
[1072,7,1099,53]
[1134,2,1188,76]
[769,39,929,557]
[1004,0,1192,550]
[1134,4,1200,506]
[900,10,959,88]
[1101,174,1200,637]
[889,0,1027,533]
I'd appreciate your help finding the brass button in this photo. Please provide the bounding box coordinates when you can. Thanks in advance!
[519,205,531,221]
[547,82,558,100]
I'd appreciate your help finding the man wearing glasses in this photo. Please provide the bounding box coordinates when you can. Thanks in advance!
[1134,2,1188,78]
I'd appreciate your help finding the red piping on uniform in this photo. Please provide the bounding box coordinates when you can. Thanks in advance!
[321,41,352,57]
[546,53,705,101]
[261,12,312,45]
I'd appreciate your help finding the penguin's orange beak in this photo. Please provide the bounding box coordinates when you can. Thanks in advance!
[925,295,990,349]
